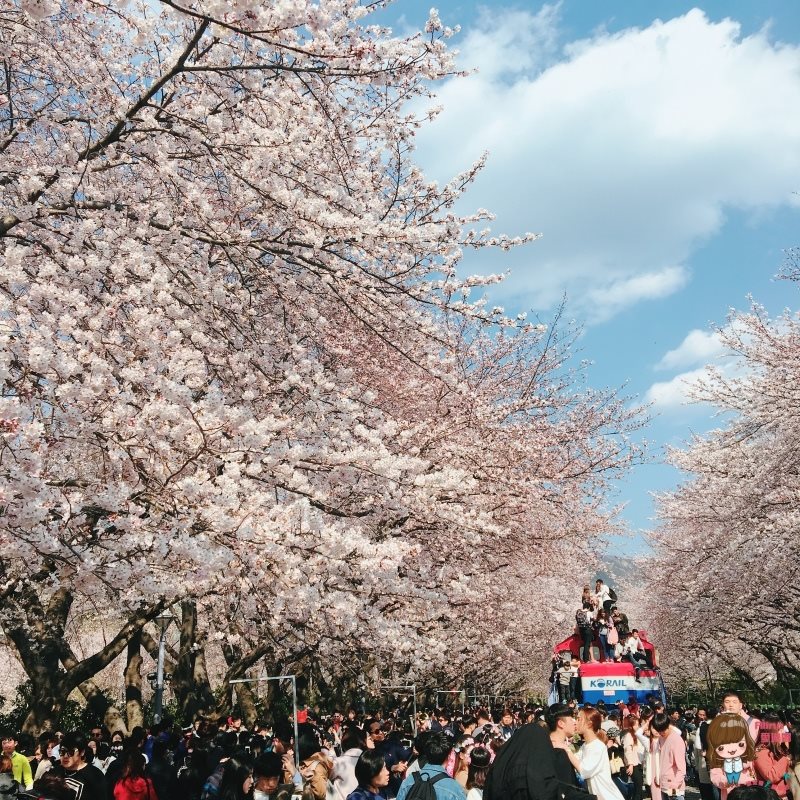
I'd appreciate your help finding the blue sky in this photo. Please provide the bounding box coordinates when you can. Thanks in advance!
[380,1,800,551]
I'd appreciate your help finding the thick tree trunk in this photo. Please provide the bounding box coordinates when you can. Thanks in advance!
[22,667,63,736]
[233,682,259,728]
[125,630,144,731]
[170,601,215,721]
[0,571,168,735]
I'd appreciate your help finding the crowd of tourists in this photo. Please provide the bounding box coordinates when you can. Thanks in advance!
[2,691,800,800]
[571,580,654,679]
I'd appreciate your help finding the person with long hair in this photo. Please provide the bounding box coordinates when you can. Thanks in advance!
[706,713,757,800]
[346,750,389,800]
[217,757,254,800]
[753,714,790,799]
[453,736,474,788]
[112,749,158,800]
[466,746,491,800]
[576,708,625,800]
[635,708,658,800]
[332,727,369,799]
[297,730,333,800]
[622,715,643,800]
[596,611,613,663]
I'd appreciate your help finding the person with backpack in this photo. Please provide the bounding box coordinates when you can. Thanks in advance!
[594,580,617,615]
[395,732,464,800]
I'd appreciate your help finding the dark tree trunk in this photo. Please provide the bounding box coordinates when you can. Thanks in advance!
[0,567,169,735]
[170,601,215,721]
[125,629,144,731]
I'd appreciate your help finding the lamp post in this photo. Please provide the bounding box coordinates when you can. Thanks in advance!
[153,612,174,724]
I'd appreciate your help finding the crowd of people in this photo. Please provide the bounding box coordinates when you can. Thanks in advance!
[1,691,799,800]
[563,579,657,683]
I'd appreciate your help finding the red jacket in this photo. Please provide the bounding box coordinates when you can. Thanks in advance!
[754,750,790,797]
[113,776,158,800]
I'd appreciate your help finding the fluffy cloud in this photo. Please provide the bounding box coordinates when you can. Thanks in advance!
[415,7,800,320]
[645,367,709,408]
[584,266,688,323]
[647,323,753,408]
[655,328,727,370]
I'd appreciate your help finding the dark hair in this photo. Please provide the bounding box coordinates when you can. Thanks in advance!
[128,727,147,748]
[254,751,283,780]
[95,741,111,760]
[218,756,253,800]
[547,704,575,733]
[728,787,781,800]
[297,731,321,762]
[273,721,294,747]
[466,746,491,790]
[354,750,386,788]
[176,748,210,798]
[341,725,367,752]
[424,732,453,766]
[119,747,147,780]
[60,732,89,763]
[31,773,78,800]
[651,713,671,734]
[218,731,239,760]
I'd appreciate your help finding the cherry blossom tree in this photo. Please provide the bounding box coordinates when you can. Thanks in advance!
[649,272,800,688]
[1,0,643,729]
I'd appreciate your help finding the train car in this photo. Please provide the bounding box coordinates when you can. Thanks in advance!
[550,630,666,706]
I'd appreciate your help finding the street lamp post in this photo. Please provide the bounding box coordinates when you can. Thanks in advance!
[153,612,174,724]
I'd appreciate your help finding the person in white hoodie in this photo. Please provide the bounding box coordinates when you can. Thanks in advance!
[331,726,371,799]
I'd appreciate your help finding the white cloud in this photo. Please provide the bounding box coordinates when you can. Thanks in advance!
[655,328,727,370]
[457,3,563,80]
[414,7,800,320]
[644,367,709,408]
[583,266,688,322]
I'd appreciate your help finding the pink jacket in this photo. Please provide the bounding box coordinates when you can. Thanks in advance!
[657,728,686,794]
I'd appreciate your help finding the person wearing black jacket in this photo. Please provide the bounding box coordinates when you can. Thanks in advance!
[484,723,561,800]
[49,732,106,800]
[370,722,411,798]
[548,706,597,800]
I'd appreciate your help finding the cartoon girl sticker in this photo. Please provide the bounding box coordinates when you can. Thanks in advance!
[706,712,757,799]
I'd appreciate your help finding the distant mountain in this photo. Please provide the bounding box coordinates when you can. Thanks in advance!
[600,555,644,586]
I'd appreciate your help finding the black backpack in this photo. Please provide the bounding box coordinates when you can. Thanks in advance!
[406,771,448,800]
[608,586,617,601]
